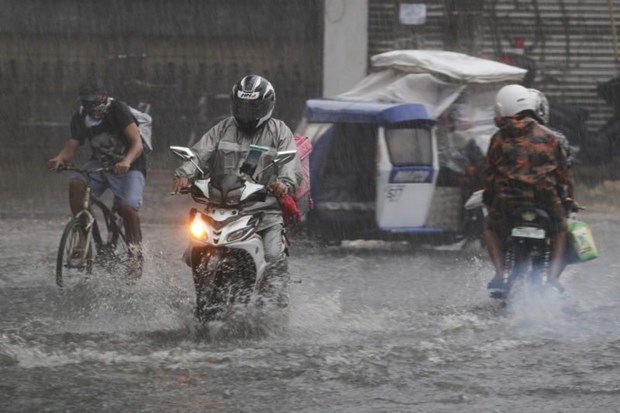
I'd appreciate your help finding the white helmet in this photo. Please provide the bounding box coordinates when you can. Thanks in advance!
[494,84,537,118]
[529,88,549,125]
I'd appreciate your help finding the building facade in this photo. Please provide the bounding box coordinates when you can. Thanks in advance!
[0,0,324,163]
[367,0,620,135]
[1,0,618,163]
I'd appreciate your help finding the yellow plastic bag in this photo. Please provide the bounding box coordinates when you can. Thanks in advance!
[567,219,599,263]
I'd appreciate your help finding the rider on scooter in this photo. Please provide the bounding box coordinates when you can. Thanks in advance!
[529,88,578,204]
[172,75,303,304]
[483,84,575,291]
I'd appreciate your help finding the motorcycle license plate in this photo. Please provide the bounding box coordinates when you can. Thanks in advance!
[511,226,545,239]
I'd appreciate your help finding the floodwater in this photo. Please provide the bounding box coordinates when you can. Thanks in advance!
[1,168,619,413]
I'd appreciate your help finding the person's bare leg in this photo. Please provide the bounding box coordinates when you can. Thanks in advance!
[116,204,143,278]
[68,178,89,255]
[484,219,504,280]
[549,229,567,281]
[69,178,87,215]
[115,204,142,245]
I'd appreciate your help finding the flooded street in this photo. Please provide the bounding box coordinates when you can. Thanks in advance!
[3,1,620,411]
[1,168,619,413]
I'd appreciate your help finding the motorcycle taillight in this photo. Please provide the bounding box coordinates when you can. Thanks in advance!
[521,210,537,222]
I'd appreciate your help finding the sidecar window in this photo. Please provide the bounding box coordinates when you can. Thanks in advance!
[385,127,432,166]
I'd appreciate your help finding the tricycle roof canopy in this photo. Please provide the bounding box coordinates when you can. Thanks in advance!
[303,99,431,124]
[334,50,528,119]
[371,50,527,83]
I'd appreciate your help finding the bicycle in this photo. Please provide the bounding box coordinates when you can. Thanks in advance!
[55,165,130,288]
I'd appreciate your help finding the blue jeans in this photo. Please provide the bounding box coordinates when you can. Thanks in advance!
[73,160,145,210]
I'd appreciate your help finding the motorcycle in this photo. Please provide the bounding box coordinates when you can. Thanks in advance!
[170,145,297,322]
[465,190,556,300]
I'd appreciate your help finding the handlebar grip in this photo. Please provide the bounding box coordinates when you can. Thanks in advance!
[170,187,191,196]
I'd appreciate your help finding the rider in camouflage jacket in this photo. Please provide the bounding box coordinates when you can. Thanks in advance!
[483,115,572,225]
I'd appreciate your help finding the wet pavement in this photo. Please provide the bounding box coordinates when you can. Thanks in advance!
[1,164,619,412]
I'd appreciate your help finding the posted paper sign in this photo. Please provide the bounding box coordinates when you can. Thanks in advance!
[399,3,427,25]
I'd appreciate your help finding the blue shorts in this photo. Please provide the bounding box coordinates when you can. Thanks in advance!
[72,160,145,210]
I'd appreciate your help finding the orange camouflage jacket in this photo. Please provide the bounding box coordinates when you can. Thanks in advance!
[483,116,572,210]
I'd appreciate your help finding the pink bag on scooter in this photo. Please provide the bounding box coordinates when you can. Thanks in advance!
[293,135,313,218]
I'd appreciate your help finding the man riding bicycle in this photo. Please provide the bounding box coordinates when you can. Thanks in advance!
[48,80,145,277]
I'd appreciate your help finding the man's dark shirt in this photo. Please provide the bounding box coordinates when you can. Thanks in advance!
[70,99,146,175]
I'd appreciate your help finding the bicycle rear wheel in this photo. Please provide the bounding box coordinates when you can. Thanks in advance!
[56,218,94,288]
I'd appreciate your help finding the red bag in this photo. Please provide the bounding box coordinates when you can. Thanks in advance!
[278,193,302,225]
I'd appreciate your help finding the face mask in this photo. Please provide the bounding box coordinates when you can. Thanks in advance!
[82,97,108,118]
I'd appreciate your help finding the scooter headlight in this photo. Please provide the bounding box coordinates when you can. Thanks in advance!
[189,213,209,240]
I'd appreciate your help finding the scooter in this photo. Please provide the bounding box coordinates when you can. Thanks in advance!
[170,145,297,322]
[465,190,555,300]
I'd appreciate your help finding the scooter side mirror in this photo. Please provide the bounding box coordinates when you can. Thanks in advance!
[253,149,298,180]
[464,189,484,210]
[273,150,297,166]
[169,146,196,161]
[170,145,205,177]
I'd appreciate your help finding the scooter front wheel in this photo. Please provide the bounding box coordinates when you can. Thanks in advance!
[194,272,225,323]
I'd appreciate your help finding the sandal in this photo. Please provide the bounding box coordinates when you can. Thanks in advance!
[487,277,508,290]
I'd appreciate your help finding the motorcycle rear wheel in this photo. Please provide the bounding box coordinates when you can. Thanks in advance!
[503,239,550,297]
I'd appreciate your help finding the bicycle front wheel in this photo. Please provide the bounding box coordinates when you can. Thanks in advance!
[56,218,93,288]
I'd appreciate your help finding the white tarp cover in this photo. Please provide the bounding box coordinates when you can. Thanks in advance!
[333,50,527,171]
[336,70,466,118]
[371,50,527,83]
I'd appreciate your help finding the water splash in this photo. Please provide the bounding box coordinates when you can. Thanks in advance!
[52,257,195,335]
[506,280,574,338]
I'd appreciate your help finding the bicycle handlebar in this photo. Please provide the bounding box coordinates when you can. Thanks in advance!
[57,164,111,176]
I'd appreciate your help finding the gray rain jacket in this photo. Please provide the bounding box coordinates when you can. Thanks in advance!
[175,116,303,229]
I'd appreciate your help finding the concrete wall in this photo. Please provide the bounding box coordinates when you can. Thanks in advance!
[322,0,368,97]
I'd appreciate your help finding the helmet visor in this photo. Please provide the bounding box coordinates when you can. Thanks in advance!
[232,96,273,122]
